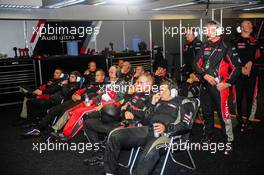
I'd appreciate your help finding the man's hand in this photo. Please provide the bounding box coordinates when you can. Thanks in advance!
[121,104,128,111]
[61,80,68,85]
[187,73,199,84]
[153,123,166,134]
[128,85,135,95]
[245,61,252,70]
[33,89,42,96]
[125,111,134,120]
[217,82,230,91]
[152,93,161,105]
[242,67,249,76]
[242,61,252,76]
[84,70,90,75]
[155,69,161,76]
[72,94,81,102]
[204,74,217,86]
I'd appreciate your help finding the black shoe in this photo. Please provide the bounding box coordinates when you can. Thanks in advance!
[83,155,104,166]
[18,86,29,93]
[21,128,40,139]
[224,142,233,155]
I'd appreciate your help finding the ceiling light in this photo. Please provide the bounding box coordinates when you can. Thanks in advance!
[243,6,264,11]
[152,2,198,11]
[108,0,143,4]
[48,0,85,8]
[0,4,40,9]
[93,1,107,6]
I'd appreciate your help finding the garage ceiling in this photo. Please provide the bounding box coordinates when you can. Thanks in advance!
[0,0,262,11]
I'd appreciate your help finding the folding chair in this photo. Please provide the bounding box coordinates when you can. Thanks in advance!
[160,98,200,175]
[119,147,141,175]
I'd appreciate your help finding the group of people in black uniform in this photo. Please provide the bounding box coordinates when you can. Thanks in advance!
[16,19,263,175]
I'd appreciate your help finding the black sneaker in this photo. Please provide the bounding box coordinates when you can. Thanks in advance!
[224,142,233,155]
[18,86,29,93]
[21,128,40,139]
[83,155,104,166]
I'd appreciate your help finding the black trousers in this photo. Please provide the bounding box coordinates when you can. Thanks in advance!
[83,116,120,144]
[37,100,82,130]
[26,98,54,122]
[103,126,168,175]
[236,74,257,120]
[200,83,233,142]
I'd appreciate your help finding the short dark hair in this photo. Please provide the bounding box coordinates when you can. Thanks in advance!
[70,71,81,77]
[160,80,172,90]
[89,61,96,66]
[55,68,63,73]
[240,19,252,26]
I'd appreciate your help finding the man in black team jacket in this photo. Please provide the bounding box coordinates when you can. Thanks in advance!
[21,71,81,137]
[83,73,153,165]
[118,61,134,84]
[88,81,195,175]
[233,20,262,131]
[183,29,203,77]
[26,70,105,134]
[83,61,97,85]
[193,21,241,155]
[18,68,64,126]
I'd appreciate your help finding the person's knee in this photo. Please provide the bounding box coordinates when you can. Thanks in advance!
[108,129,123,143]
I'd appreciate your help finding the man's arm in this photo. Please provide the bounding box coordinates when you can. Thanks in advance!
[225,45,242,85]
[192,45,206,79]
[166,101,195,136]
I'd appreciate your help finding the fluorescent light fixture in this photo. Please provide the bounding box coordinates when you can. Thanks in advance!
[48,0,85,8]
[0,4,40,9]
[93,0,148,6]
[243,6,264,11]
[108,0,143,4]
[93,1,107,6]
[152,2,197,11]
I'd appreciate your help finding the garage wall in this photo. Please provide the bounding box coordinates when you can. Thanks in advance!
[0,20,25,57]
[96,21,124,52]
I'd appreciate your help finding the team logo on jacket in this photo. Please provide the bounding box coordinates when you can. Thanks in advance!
[168,103,177,109]
[132,98,137,103]
[183,112,193,125]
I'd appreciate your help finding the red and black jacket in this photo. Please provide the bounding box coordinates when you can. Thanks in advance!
[123,92,151,121]
[193,38,241,85]
[74,82,104,100]
[232,35,262,74]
